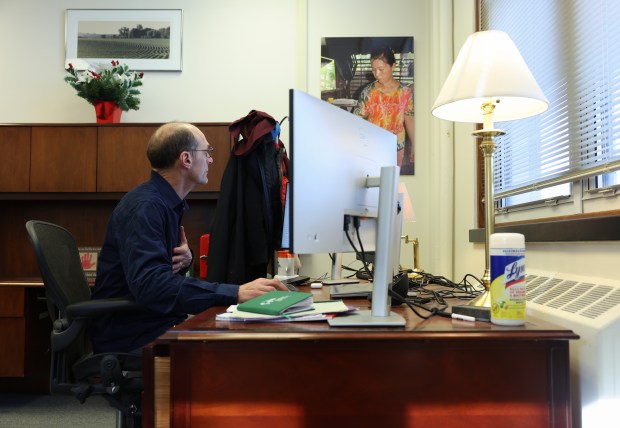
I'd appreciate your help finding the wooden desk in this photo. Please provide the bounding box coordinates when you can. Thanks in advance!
[0,280,51,392]
[142,287,578,428]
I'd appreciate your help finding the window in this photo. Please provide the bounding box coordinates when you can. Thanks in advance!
[320,57,336,92]
[480,0,620,225]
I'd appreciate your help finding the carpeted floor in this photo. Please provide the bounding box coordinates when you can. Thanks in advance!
[0,393,117,427]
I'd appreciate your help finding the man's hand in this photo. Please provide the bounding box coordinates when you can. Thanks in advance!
[172,226,193,274]
[237,278,288,303]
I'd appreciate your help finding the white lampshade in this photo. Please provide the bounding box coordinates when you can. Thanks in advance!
[432,30,548,124]
[398,182,416,223]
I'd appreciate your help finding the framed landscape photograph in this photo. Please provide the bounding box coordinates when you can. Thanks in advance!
[65,9,183,71]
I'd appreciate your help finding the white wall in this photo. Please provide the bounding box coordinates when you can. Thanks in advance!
[1,0,617,282]
[0,0,300,124]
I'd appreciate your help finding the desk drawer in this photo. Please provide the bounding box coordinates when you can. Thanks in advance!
[0,288,25,317]
[0,318,25,376]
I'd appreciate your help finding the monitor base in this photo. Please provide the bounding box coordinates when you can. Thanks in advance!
[328,310,406,327]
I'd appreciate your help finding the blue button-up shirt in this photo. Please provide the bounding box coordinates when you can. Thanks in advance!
[90,171,239,353]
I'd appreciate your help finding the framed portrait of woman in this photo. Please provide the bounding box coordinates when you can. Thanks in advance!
[321,36,415,175]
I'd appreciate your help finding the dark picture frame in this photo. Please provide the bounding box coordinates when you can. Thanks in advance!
[321,36,415,175]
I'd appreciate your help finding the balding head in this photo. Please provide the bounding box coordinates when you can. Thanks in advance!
[147,122,204,170]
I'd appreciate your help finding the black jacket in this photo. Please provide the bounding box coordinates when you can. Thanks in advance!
[207,110,288,284]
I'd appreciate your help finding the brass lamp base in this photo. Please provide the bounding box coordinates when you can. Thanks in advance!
[466,289,491,308]
[454,266,491,321]
[407,269,424,280]
[401,235,422,277]
[452,302,491,321]
[454,290,491,321]
[467,267,491,307]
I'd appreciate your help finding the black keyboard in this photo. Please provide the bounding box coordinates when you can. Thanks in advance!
[285,283,299,292]
[281,276,310,292]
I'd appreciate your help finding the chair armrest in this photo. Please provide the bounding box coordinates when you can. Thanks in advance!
[66,297,145,320]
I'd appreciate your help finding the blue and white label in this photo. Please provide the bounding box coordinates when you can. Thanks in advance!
[490,249,526,322]
[504,258,526,288]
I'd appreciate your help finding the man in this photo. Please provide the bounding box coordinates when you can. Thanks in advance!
[91,122,287,353]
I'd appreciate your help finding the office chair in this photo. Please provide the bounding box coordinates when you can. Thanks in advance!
[25,220,144,428]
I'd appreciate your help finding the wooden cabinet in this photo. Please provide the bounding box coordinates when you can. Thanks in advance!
[0,122,232,392]
[0,284,50,393]
[95,124,232,192]
[0,287,25,377]
[97,126,156,192]
[0,123,233,194]
[0,123,232,279]
[30,127,98,192]
[0,127,30,192]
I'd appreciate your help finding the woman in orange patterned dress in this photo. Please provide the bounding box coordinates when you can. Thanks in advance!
[353,46,415,169]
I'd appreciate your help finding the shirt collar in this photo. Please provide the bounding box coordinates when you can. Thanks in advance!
[149,171,189,214]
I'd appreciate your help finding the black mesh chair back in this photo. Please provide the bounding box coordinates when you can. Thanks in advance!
[26,220,91,315]
[26,220,92,392]
[26,220,143,428]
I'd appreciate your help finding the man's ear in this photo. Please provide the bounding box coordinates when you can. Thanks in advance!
[179,151,192,169]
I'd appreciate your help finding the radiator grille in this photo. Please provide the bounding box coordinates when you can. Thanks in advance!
[526,274,620,319]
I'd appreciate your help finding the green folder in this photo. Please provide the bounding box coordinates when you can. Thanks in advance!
[237,290,313,316]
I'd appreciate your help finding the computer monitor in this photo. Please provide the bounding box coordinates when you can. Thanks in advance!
[288,89,405,326]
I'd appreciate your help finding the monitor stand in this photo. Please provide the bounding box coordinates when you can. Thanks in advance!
[328,309,405,326]
[328,166,405,327]
[330,252,343,279]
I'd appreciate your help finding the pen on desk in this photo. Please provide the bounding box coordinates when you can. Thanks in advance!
[451,313,476,322]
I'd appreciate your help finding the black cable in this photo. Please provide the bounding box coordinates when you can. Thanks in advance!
[334,215,485,321]
[327,252,359,277]
[353,218,373,281]
[341,226,371,280]
[408,272,485,301]
[389,289,448,320]
[396,271,487,320]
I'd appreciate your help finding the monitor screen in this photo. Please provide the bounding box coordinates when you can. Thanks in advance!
[288,89,396,255]
[288,89,405,326]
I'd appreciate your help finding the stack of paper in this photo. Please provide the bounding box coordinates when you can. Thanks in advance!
[237,290,313,315]
[216,300,355,323]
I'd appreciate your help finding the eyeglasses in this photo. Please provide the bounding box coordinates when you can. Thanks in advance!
[192,147,214,159]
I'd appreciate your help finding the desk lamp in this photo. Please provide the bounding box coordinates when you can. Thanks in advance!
[398,183,421,274]
[431,30,548,309]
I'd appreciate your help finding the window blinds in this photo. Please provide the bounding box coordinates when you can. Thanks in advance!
[480,0,620,199]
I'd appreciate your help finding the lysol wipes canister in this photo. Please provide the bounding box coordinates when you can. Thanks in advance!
[490,233,526,326]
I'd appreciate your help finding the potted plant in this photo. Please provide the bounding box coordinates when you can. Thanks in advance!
[64,60,144,123]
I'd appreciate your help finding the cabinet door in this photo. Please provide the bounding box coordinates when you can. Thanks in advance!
[98,124,232,193]
[97,126,156,192]
[196,124,233,192]
[30,127,97,192]
[0,287,25,376]
[0,127,30,192]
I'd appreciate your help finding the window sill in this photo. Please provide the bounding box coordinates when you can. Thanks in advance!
[469,215,620,242]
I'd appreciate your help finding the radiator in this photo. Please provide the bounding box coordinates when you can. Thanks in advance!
[525,269,620,428]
